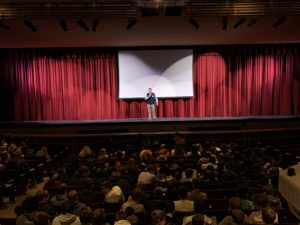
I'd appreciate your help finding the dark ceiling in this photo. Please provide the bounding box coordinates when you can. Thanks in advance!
[0,0,300,48]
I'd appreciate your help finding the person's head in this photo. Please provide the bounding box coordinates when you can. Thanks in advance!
[131,188,142,202]
[21,195,39,212]
[231,209,246,225]
[177,186,188,199]
[229,197,242,210]
[14,205,24,217]
[164,200,175,214]
[127,215,139,225]
[61,200,76,214]
[192,213,205,225]
[252,193,269,210]
[93,208,106,225]
[36,190,50,205]
[79,145,92,158]
[192,179,202,190]
[262,207,277,224]
[67,190,78,201]
[33,211,50,225]
[148,88,152,93]
[56,184,67,196]
[153,187,164,200]
[79,207,93,224]
[101,181,112,194]
[151,210,166,225]
[125,206,135,216]
[40,146,48,154]
[194,200,205,213]
[237,186,250,199]
[185,168,194,179]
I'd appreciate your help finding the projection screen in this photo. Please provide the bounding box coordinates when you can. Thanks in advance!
[118,49,193,99]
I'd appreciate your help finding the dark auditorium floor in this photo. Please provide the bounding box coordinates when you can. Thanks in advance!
[0,179,47,219]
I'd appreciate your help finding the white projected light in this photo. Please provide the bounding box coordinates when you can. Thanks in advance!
[118,49,194,99]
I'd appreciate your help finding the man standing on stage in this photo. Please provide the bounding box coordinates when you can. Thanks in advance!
[145,88,158,119]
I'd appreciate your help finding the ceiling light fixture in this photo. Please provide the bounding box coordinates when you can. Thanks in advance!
[273,16,286,28]
[247,17,257,27]
[126,18,137,30]
[189,17,199,29]
[233,17,247,29]
[77,19,89,31]
[24,20,37,32]
[91,19,99,32]
[59,19,68,32]
[0,20,10,30]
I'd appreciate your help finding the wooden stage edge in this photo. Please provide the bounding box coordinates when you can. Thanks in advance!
[0,115,299,136]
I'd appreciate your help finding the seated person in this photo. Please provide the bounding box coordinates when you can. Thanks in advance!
[183,200,216,225]
[248,193,278,224]
[174,186,194,212]
[262,207,277,225]
[101,181,125,204]
[120,189,145,214]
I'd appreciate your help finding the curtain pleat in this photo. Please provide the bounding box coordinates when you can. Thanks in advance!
[0,45,299,121]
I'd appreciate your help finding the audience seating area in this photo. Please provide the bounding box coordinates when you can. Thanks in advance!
[0,132,300,225]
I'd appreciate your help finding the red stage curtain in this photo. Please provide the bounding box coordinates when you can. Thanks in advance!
[0,45,299,121]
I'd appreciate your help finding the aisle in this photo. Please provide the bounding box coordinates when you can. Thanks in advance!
[0,179,47,219]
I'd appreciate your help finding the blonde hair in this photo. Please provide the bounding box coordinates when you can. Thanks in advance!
[79,145,92,158]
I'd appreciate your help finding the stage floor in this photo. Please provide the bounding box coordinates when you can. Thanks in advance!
[0,115,299,136]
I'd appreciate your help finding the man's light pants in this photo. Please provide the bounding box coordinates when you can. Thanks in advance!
[147,104,156,119]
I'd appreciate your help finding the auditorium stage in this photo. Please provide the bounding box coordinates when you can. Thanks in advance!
[0,115,299,136]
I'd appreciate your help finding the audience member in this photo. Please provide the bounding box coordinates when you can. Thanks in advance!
[101,181,125,204]
[261,207,277,225]
[52,200,81,225]
[237,187,255,213]
[151,210,167,225]
[16,195,39,225]
[187,179,208,203]
[33,211,50,225]
[120,189,145,214]
[137,164,157,185]
[183,200,216,225]
[36,146,51,160]
[36,190,56,216]
[109,169,133,195]
[78,178,103,204]
[218,209,248,225]
[50,184,68,213]
[174,186,194,212]
[67,190,87,216]
[79,207,93,225]
[248,193,278,224]
[92,208,109,225]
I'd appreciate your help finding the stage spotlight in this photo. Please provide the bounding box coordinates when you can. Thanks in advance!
[247,17,257,27]
[92,19,99,32]
[222,16,228,30]
[273,16,286,28]
[59,19,68,32]
[77,19,89,31]
[189,17,199,29]
[233,17,247,29]
[126,18,137,30]
[24,20,37,32]
[0,20,10,30]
